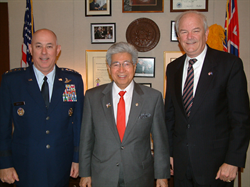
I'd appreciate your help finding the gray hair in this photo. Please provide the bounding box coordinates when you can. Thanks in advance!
[175,11,208,34]
[106,42,138,66]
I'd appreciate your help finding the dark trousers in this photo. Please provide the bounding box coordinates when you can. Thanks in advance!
[174,159,234,187]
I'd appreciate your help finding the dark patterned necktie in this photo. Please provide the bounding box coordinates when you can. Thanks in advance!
[117,91,126,142]
[41,76,49,109]
[183,59,197,117]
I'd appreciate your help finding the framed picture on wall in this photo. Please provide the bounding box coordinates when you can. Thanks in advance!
[170,0,208,12]
[91,23,116,44]
[85,0,111,16]
[163,51,185,97]
[135,57,155,78]
[123,0,164,13]
[85,50,111,89]
[171,21,178,42]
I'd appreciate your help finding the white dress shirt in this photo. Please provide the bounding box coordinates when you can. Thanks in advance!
[33,65,56,102]
[182,45,207,96]
[112,81,134,126]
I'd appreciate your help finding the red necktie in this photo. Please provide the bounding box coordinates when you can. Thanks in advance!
[117,91,126,142]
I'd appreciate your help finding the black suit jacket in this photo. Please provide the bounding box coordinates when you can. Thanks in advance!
[165,46,250,185]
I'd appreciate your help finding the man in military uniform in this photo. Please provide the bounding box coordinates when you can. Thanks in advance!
[0,29,84,187]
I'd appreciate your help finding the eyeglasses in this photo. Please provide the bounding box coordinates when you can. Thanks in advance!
[110,61,134,69]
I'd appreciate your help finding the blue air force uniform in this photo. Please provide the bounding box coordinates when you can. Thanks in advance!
[0,65,84,187]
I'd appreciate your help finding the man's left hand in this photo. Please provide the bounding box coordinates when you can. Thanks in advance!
[215,163,238,182]
[156,179,168,187]
[70,162,79,178]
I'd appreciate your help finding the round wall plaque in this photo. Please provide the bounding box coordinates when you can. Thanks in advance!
[126,17,160,52]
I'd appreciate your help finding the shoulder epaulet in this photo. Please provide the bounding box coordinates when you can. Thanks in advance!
[5,68,27,74]
[61,68,80,75]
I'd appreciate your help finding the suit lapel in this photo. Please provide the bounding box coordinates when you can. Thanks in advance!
[122,82,144,143]
[189,47,217,120]
[174,55,187,117]
[49,66,65,112]
[25,65,47,108]
[101,83,121,142]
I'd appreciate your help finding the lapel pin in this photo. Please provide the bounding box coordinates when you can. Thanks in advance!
[106,103,111,108]
[28,79,33,81]
[65,78,72,83]
[136,103,139,106]
[208,72,213,76]
[58,78,63,81]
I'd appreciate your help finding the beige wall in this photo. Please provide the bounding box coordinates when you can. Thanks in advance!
[6,0,250,186]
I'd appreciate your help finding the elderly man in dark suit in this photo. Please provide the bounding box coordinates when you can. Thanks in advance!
[0,29,84,187]
[79,42,170,187]
[165,11,250,187]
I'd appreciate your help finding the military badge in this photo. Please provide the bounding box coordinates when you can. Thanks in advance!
[17,108,25,116]
[64,78,72,83]
[63,84,77,102]
[68,108,73,116]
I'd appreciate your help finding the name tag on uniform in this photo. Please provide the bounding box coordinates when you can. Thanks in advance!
[14,101,25,106]
[63,84,77,102]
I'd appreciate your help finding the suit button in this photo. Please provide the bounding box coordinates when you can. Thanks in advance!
[187,124,190,128]
[116,163,119,166]
[121,146,124,150]
[46,116,50,120]
[46,144,50,149]
[46,130,50,134]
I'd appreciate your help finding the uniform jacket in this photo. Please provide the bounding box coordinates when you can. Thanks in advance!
[0,65,84,187]
[165,46,250,185]
[79,82,170,187]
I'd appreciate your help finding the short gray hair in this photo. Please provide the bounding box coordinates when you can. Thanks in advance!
[106,42,138,66]
[175,11,208,34]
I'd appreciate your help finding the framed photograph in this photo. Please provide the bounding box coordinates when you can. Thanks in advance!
[86,50,112,90]
[135,57,155,78]
[123,0,164,13]
[170,0,208,12]
[171,21,178,42]
[91,23,116,44]
[139,83,152,88]
[163,51,185,97]
[85,0,111,17]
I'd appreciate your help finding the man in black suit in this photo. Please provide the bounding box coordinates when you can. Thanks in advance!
[165,11,250,187]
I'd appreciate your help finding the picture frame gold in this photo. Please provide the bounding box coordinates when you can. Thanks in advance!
[85,50,112,90]
[163,51,185,97]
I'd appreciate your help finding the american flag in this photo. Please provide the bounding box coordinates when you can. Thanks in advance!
[223,0,239,57]
[21,0,35,67]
